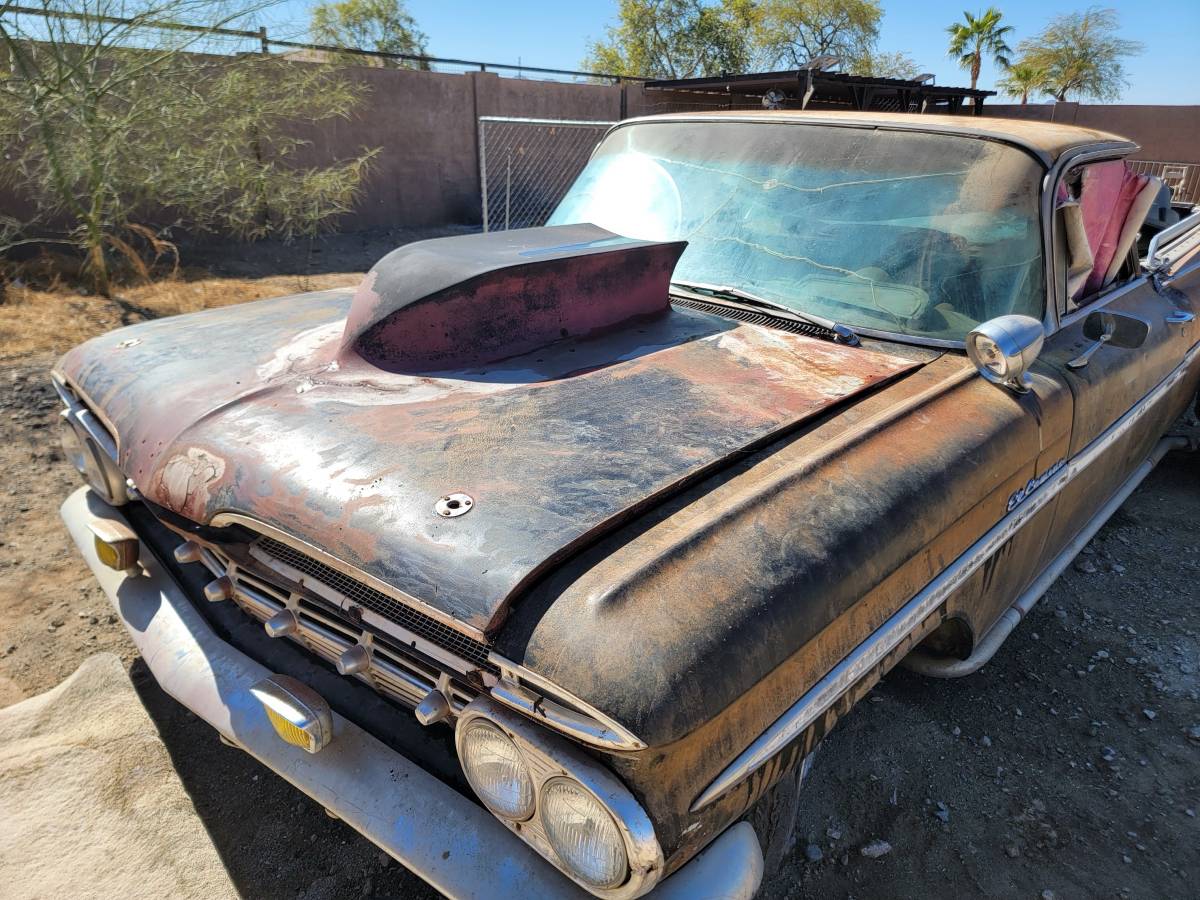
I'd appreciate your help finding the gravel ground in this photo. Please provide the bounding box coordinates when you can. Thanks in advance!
[2,342,1197,899]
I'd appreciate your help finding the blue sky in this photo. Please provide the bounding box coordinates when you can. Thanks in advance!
[263,1,1199,104]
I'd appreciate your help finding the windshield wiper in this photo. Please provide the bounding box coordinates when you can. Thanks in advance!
[670,279,860,346]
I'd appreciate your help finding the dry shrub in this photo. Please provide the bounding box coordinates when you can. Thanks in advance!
[0,269,360,362]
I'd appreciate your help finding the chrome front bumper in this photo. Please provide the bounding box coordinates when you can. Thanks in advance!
[61,488,764,900]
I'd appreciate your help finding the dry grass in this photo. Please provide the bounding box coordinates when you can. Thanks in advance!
[0,269,361,362]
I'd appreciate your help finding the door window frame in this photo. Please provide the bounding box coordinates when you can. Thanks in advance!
[1042,145,1151,331]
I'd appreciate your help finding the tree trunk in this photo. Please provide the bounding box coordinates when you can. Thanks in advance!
[1021,90,1028,105]
[970,55,980,91]
[86,237,111,299]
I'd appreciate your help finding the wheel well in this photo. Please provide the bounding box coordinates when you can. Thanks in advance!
[918,616,975,660]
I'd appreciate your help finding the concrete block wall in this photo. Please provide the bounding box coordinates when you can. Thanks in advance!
[984,103,1200,165]
[290,68,623,230]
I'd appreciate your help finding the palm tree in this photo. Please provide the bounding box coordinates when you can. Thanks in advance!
[997,61,1047,104]
[947,8,1014,91]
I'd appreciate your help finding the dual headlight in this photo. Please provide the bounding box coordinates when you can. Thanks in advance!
[456,702,662,896]
[56,384,127,506]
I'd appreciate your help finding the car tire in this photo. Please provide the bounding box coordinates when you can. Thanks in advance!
[745,750,817,875]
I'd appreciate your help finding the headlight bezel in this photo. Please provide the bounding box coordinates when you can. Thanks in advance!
[454,699,663,899]
[54,376,128,506]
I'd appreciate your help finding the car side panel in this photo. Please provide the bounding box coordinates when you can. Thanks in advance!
[508,354,1074,862]
[1038,267,1200,565]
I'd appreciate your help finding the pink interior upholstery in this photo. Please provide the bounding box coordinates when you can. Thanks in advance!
[1076,161,1152,297]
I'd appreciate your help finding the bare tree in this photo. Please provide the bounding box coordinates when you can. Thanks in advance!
[583,0,751,79]
[851,49,922,80]
[752,0,882,70]
[0,1,376,295]
[309,0,429,69]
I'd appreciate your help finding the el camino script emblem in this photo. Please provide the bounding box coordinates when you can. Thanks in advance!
[1007,459,1066,512]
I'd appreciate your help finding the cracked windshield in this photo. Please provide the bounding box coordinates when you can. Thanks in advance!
[550,121,1045,342]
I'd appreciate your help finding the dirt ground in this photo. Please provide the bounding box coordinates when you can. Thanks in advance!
[1,233,1197,899]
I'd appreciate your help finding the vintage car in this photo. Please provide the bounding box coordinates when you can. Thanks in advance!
[55,111,1200,898]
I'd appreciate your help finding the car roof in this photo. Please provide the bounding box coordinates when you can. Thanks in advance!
[622,110,1138,167]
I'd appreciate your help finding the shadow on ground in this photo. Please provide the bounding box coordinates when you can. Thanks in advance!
[130,658,441,900]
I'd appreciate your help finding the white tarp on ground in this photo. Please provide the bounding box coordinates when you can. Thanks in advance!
[0,653,237,899]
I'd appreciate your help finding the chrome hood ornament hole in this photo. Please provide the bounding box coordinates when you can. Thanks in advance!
[435,493,474,518]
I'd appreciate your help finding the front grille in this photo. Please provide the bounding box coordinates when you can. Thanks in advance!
[671,295,834,341]
[201,545,476,712]
[255,536,494,671]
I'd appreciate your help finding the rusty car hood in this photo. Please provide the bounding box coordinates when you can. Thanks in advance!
[56,273,921,638]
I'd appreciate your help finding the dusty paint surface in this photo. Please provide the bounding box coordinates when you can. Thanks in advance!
[56,280,918,635]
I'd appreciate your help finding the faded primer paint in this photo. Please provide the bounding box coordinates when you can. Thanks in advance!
[55,229,920,636]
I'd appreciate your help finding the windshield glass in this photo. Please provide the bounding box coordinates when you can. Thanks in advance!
[549,121,1045,342]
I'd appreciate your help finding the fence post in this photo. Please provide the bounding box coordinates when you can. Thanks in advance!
[479,116,489,232]
[258,26,269,56]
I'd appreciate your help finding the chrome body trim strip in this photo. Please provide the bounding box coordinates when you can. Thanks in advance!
[488,658,649,752]
[61,487,760,900]
[903,435,1189,678]
[1146,209,1200,272]
[692,340,1200,811]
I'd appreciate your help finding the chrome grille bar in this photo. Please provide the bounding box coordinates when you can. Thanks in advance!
[193,533,647,751]
[198,546,477,716]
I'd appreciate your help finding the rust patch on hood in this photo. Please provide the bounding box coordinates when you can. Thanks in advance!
[156,447,226,520]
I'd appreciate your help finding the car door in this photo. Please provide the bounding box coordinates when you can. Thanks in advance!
[1036,155,1200,553]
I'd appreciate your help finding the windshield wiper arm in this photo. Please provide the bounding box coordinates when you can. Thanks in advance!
[670,279,860,346]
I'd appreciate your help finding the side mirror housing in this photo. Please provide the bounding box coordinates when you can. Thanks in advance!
[965,315,1045,394]
[1082,309,1148,349]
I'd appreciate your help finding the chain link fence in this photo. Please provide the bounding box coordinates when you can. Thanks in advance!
[479,117,615,232]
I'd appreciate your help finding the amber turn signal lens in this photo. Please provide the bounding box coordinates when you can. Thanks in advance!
[249,675,334,754]
[87,518,140,572]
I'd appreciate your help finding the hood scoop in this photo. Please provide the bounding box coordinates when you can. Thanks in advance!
[340,223,687,372]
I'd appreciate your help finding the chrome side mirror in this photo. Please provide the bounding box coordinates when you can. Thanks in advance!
[1067,310,1149,369]
[965,315,1045,394]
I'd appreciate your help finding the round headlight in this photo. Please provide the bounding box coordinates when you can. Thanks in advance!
[60,418,109,497]
[970,333,1009,377]
[60,416,90,477]
[540,778,629,889]
[459,720,534,820]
